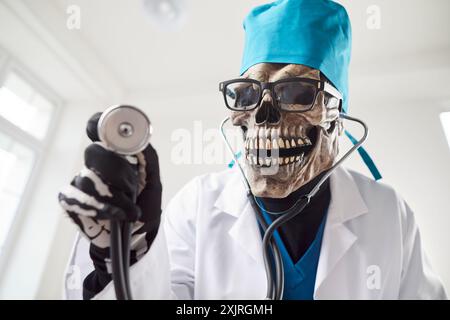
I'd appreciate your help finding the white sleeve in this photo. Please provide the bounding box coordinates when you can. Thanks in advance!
[162,177,200,300]
[399,201,447,299]
[92,223,174,300]
[67,177,200,300]
[63,233,94,300]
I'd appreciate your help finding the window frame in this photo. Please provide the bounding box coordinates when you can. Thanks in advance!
[440,111,450,151]
[0,47,62,272]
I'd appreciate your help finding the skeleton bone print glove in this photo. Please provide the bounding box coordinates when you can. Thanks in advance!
[58,112,162,298]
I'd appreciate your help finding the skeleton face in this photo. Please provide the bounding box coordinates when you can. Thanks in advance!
[230,63,343,198]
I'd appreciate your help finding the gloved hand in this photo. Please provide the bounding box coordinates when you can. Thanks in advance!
[58,112,162,298]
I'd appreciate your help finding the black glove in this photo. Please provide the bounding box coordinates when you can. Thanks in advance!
[58,112,162,298]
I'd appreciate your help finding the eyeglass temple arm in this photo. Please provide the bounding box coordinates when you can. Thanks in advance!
[322,82,342,100]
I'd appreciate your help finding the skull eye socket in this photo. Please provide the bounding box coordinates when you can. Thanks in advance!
[225,83,261,110]
[274,81,317,111]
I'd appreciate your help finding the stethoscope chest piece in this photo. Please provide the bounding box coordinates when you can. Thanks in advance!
[98,105,152,155]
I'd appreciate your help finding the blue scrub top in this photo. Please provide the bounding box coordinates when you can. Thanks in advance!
[261,209,327,300]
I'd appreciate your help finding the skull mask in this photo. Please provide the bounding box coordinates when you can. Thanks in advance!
[230,63,343,198]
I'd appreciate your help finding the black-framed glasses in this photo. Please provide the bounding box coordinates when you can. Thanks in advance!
[219,77,342,112]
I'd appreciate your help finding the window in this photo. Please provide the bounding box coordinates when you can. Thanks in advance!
[0,72,54,140]
[0,132,35,251]
[440,112,450,151]
[0,54,58,257]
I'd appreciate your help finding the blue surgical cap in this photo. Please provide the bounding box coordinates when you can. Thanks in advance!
[240,0,352,112]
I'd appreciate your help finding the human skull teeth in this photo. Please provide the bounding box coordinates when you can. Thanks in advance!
[245,152,305,166]
[272,139,279,149]
[244,127,312,166]
[291,139,296,147]
[244,136,312,150]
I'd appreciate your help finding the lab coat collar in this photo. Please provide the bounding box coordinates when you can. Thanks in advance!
[214,166,369,289]
[326,166,369,225]
[214,165,368,223]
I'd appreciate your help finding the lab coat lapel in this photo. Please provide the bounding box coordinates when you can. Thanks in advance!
[228,202,265,264]
[314,167,369,298]
[214,170,264,266]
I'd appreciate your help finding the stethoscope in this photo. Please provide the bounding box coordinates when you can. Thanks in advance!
[220,112,369,300]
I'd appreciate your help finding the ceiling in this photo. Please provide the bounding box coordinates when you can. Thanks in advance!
[5,0,450,103]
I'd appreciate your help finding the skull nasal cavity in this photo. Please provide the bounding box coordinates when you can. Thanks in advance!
[255,100,281,125]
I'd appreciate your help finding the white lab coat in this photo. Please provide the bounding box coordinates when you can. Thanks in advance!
[65,166,447,300]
